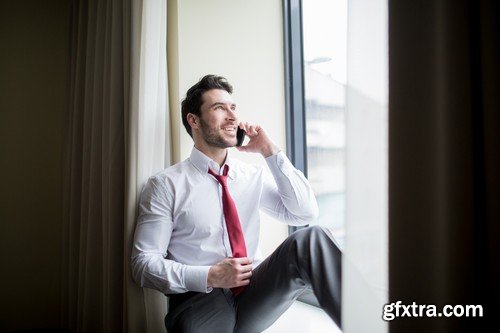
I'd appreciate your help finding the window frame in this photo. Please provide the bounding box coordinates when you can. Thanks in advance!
[283,0,321,308]
[283,0,307,236]
[283,0,307,174]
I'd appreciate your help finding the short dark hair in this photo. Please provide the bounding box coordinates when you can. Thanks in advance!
[181,74,233,138]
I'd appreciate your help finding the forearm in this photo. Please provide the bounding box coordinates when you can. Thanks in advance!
[260,142,280,158]
[131,253,211,294]
[237,124,317,219]
[262,152,319,223]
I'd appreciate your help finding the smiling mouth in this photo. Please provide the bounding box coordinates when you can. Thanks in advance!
[221,127,237,134]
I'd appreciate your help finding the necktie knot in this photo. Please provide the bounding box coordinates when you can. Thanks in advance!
[208,165,229,187]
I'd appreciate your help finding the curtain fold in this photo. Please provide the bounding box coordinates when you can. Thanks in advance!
[389,0,499,332]
[63,0,128,331]
[63,0,169,332]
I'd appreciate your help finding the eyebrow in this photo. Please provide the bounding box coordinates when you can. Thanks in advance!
[210,102,237,109]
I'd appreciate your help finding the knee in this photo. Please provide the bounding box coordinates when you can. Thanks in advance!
[307,225,328,235]
[291,225,330,244]
[293,226,339,256]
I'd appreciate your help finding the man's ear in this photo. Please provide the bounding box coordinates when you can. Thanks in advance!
[187,113,199,130]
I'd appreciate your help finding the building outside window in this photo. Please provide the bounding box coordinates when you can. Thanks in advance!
[302,0,348,249]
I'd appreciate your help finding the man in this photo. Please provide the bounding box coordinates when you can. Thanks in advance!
[131,75,342,332]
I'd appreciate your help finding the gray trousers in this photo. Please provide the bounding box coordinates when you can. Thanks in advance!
[165,226,342,333]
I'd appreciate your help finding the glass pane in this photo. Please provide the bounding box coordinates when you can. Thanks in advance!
[302,0,348,249]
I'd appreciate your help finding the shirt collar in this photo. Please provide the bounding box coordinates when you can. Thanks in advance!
[189,146,237,180]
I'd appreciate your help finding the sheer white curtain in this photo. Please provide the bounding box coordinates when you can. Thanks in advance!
[343,0,388,331]
[125,1,169,333]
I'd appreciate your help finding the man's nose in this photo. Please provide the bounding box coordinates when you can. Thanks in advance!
[226,108,237,121]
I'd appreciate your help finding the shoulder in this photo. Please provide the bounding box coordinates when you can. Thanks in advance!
[153,160,189,178]
[144,159,193,191]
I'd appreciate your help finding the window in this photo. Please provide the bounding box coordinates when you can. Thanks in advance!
[284,0,347,249]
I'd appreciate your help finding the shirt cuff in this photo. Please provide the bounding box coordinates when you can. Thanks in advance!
[184,265,213,293]
[265,150,293,177]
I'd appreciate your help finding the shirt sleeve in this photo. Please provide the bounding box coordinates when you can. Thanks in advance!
[130,176,212,294]
[259,151,319,225]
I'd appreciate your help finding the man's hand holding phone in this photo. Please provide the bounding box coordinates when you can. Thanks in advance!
[236,122,280,158]
[236,127,246,147]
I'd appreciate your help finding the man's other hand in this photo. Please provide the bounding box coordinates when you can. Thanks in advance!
[236,122,279,157]
[207,257,253,289]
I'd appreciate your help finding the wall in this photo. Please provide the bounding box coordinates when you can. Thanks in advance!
[0,0,69,330]
[167,0,289,255]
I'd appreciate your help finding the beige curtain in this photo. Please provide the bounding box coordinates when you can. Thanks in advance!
[63,0,169,332]
[389,0,499,332]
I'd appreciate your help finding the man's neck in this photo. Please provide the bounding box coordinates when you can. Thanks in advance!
[194,143,228,167]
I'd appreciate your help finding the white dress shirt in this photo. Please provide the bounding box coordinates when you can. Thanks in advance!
[131,147,318,294]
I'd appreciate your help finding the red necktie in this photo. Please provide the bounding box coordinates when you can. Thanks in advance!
[208,164,247,296]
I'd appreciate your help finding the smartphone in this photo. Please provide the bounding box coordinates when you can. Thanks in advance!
[236,128,246,147]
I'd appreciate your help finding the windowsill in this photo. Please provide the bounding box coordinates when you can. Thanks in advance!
[263,300,341,333]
